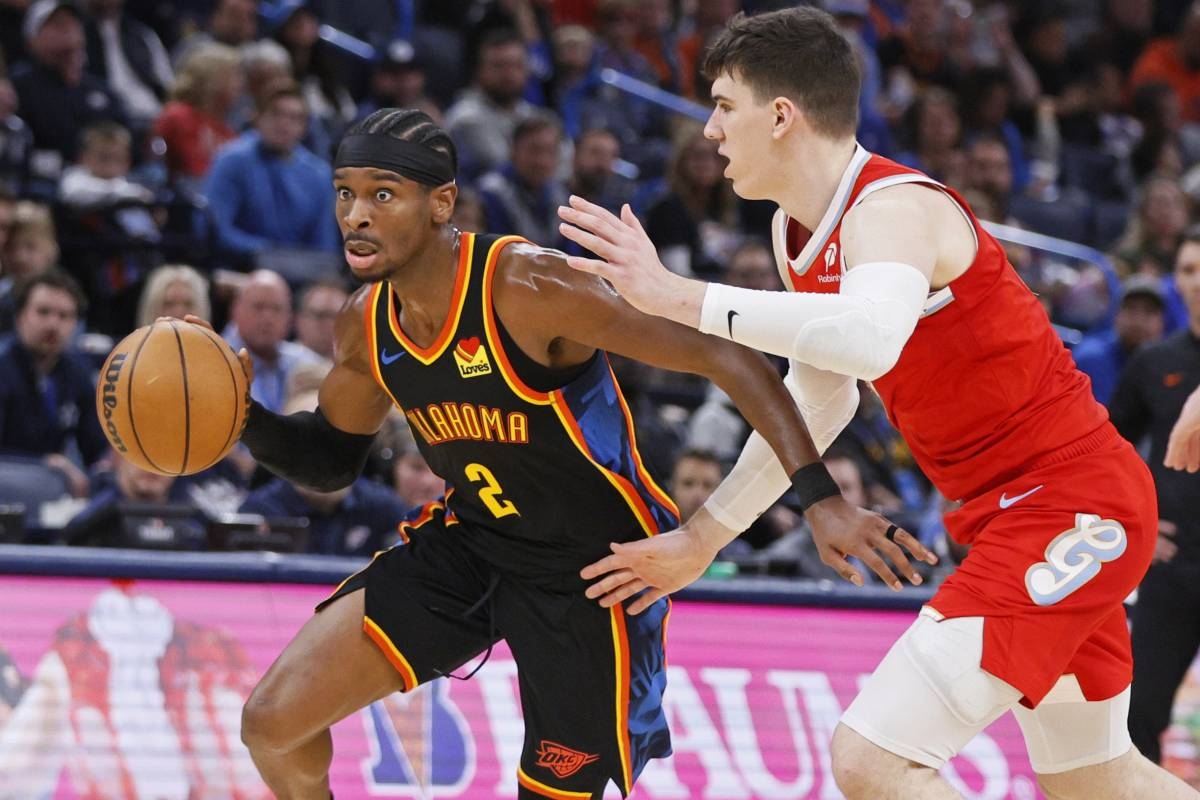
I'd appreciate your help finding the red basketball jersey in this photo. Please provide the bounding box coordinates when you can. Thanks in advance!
[771,146,1111,502]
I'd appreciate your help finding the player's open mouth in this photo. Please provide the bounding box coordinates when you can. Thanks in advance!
[345,243,380,270]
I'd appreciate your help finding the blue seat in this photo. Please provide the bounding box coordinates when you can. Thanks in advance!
[0,455,71,526]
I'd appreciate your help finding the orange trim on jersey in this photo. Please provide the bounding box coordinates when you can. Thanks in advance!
[479,234,551,405]
[365,283,405,411]
[516,767,592,799]
[610,605,633,795]
[363,615,418,691]
[606,361,679,522]
[385,232,475,365]
[397,499,444,541]
[662,596,672,669]
[550,391,659,536]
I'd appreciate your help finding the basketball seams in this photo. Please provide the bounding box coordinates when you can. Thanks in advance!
[192,324,243,470]
[127,323,168,474]
[168,321,192,475]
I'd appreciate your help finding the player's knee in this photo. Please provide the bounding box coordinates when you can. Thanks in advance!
[830,725,887,798]
[241,685,300,756]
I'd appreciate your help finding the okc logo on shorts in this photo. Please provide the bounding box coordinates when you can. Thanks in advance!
[1024,513,1128,606]
[535,740,600,778]
[453,337,492,379]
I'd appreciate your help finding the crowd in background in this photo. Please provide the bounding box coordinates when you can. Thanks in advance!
[0,0,1197,593]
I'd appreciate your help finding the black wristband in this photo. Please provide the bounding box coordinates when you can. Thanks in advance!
[789,462,842,512]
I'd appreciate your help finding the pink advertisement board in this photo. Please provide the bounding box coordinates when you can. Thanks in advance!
[0,575,1048,799]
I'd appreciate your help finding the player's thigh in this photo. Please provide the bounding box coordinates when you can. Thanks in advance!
[243,588,406,749]
[839,610,1023,770]
[499,585,672,797]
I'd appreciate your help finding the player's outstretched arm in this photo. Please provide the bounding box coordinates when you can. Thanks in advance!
[185,289,393,491]
[494,247,934,605]
[1165,385,1200,472]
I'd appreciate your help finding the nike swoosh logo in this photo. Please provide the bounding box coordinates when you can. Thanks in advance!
[727,309,740,338]
[999,484,1044,509]
[380,348,406,365]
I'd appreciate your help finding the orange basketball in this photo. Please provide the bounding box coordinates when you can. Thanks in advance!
[96,320,249,476]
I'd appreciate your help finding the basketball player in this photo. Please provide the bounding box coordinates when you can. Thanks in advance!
[558,8,1199,800]
[211,108,929,800]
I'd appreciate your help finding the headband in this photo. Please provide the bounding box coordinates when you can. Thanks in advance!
[333,134,455,186]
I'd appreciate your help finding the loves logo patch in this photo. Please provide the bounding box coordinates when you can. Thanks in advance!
[534,740,600,779]
[453,336,492,378]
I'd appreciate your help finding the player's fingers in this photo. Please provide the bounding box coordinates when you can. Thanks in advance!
[875,535,924,586]
[819,547,864,587]
[558,202,627,243]
[891,526,937,566]
[1187,436,1200,472]
[856,547,902,591]
[563,253,616,282]
[559,223,619,261]
[597,578,648,609]
[580,552,629,581]
[628,588,668,616]
[584,569,638,601]
[569,193,625,230]
[183,314,215,332]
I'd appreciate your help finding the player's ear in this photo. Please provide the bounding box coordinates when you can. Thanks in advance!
[772,97,797,140]
[430,182,457,224]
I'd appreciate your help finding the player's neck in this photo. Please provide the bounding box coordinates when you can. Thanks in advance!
[387,226,462,339]
[775,136,858,231]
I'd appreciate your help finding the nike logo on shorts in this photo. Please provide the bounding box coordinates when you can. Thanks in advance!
[727,309,739,338]
[999,484,1044,509]
[380,348,406,365]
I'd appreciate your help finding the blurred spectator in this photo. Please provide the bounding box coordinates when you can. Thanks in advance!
[633,0,690,97]
[240,390,410,556]
[59,120,154,208]
[83,0,173,131]
[63,450,185,544]
[1073,275,1167,404]
[135,262,209,326]
[235,38,293,131]
[11,0,126,175]
[1085,0,1154,74]
[961,133,1014,218]
[222,268,323,412]
[1128,81,1200,182]
[171,0,257,67]
[0,56,34,195]
[0,185,15,255]
[387,420,445,509]
[1110,175,1190,277]
[0,0,29,68]
[1013,4,1072,98]
[827,0,893,156]
[834,383,927,513]
[357,39,437,123]
[566,127,634,216]
[150,41,241,183]
[268,0,356,159]
[443,28,536,181]
[959,68,1031,192]
[479,111,568,248]
[0,200,58,331]
[293,276,346,360]
[677,0,738,100]
[203,83,339,267]
[450,185,486,233]
[876,0,965,100]
[1129,2,1200,124]
[645,122,739,277]
[1109,226,1200,765]
[0,270,104,496]
[548,24,598,140]
[668,447,722,524]
[895,86,966,186]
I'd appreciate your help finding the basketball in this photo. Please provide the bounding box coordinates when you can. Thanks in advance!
[96,320,250,476]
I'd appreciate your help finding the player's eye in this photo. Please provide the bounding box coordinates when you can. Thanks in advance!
[375,189,393,202]
[336,187,352,201]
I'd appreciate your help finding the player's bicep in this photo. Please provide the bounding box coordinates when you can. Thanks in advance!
[840,188,939,279]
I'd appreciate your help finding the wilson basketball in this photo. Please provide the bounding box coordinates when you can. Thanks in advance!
[96,320,249,476]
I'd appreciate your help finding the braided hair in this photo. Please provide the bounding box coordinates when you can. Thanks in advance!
[345,108,458,178]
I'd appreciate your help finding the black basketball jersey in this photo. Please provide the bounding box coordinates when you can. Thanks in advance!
[364,232,678,579]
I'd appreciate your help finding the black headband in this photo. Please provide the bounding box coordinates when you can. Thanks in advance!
[334,134,455,186]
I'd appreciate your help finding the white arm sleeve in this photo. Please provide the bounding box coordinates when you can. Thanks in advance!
[698,261,929,380]
[702,361,859,532]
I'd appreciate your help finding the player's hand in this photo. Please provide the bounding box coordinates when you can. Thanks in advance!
[179,314,255,386]
[1165,385,1200,472]
[1154,520,1178,564]
[580,526,717,615]
[557,196,692,320]
[805,496,936,591]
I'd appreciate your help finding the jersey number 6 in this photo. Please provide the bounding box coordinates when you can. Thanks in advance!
[465,462,520,519]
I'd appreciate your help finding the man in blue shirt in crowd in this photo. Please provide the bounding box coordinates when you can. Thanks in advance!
[0,270,105,496]
[204,83,339,267]
[1074,274,1167,405]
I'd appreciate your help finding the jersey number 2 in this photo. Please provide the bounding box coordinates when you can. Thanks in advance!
[465,463,520,519]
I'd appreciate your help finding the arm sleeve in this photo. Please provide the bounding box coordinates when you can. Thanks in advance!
[698,261,929,380]
[240,401,376,492]
[702,360,859,532]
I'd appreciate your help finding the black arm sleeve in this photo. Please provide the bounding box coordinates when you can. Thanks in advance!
[239,401,377,492]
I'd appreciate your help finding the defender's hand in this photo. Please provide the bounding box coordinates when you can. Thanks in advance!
[805,496,936,590]
[1165,385,1200,472]
[580,527,717,615]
